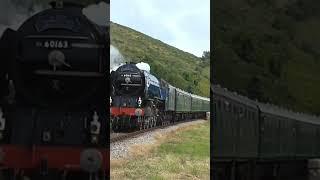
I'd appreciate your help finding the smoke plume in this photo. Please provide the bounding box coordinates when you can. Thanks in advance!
[0,1,109,36]
[0,0,44,36]
[83,1,109,26]
[136,62,150,73]
[110,45,152,73]
[110,45,125,72]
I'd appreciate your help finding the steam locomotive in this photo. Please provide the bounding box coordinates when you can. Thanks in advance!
[0,1,108,179]
[110,63,210,132]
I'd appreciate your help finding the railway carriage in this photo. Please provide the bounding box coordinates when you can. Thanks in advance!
[213,86,259,158]
[191,94,210,118]
[257,103,320,159]
[212,84,320,179]
[175,88,192,120]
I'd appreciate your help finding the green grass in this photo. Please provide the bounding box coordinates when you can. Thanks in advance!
[111,22,210,97]
[111,122,210,180]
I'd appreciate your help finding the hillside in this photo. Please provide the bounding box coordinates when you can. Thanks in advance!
[110,22,210,97]
[214,0,320,114]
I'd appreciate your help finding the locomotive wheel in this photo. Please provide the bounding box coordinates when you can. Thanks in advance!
[153,117,156,127]
[149,118,152,128]
[112,117,119,132]
[150,118,153,128]
[151,118,154,128]
[144,118,149,129]
[138,117,143,131]
[150,118,154,128]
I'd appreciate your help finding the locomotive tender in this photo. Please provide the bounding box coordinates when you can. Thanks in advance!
[0,1,108,179]
[212,84,320,179]
[110,63,210,131]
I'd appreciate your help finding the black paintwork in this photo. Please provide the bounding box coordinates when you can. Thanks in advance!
[0,2,109,149]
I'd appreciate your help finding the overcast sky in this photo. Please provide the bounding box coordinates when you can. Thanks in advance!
[110,0,210,57]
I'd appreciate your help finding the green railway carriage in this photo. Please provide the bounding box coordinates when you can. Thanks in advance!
[213,86,259,158]
[191,94,210,112]
[201,97,210,112]
[213,84,320,162]
[294,115,320,158]
[258,104,320,159]
[160,79,176,112]
[175,88,192,112]
[163,81,209,115]
[191,94,202,112]
[165,84,176,111]
[258,104,297,158]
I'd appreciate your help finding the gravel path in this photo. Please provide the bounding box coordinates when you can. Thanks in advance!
[110,119,207,160]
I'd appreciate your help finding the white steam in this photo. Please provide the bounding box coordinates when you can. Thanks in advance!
[110,45,151,73]
[83,1,109,26]
[0,1,109,37]
[136,62,150,73]
[0,0,44,36]
[110,45,125,72]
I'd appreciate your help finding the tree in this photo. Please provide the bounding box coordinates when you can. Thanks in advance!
[201,51,210,61]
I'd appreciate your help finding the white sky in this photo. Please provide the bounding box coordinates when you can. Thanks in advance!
[110,0,210,57]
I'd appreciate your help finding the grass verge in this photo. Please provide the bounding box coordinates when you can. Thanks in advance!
[111,121,210,180]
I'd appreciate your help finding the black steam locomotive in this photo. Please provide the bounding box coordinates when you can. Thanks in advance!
[110,63,210,132]
[0,1,108,179]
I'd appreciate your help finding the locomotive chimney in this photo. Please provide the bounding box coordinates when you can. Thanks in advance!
[50,0,63,9]
[56,0,63,8]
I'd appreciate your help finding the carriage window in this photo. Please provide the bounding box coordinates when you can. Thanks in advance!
[244,109,247,118]
[239,107,244,118]
[217,100,221,109]
[224,100,230,112]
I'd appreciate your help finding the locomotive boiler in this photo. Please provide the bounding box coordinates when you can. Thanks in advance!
[0,1,109,179]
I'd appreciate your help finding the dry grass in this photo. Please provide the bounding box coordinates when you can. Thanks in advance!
[110,121,210,180]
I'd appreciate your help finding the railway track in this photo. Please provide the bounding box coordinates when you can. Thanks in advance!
[110,119,199,143]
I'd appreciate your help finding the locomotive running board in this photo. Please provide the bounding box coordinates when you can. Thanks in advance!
[120,83,142,86]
